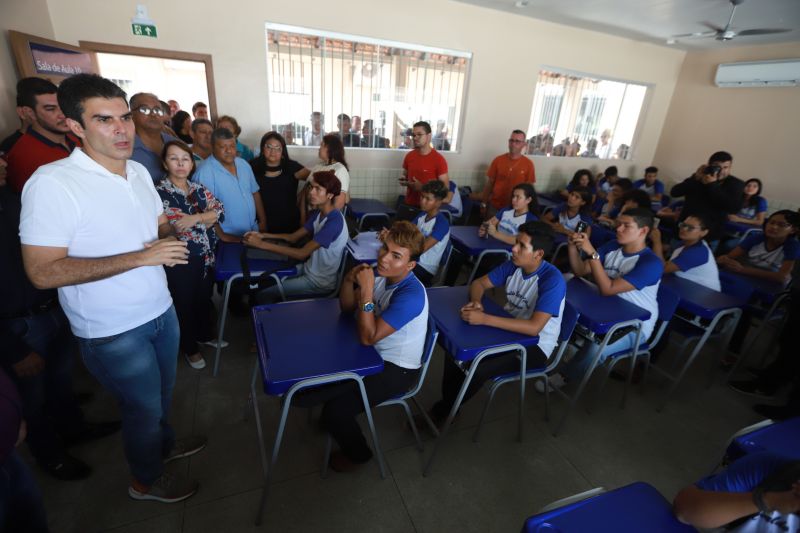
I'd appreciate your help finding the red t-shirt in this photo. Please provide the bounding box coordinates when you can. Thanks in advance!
[6,130,80,193]
[402,149,448,207]
[486,154,536,210]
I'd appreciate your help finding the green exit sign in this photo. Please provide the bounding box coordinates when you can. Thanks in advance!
[132,23,158,38]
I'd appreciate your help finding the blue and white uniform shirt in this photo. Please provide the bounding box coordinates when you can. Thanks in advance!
[739,233,800,273]
[372,272,429,369]
[669,240,721,291]
[737,197,768,220]
[413,211,450,275]
[552,205,593,232]
[488,260,566,357]
[633,179,665,197]
[303,209,349,290]
[496,207,538,236]
[444,181,463,217]
[597,241,663,339]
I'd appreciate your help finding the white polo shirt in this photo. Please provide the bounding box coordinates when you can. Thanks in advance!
[19,148,173,339]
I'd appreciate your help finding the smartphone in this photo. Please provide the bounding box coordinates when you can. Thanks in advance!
[575,221,588,234]
[652,218,660,230]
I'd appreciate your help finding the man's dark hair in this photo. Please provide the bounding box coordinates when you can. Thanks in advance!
[129,92,159,111]
[645,166,658,174]
[768,210,800,233]
[621,207,655,232]
[604,166,618,178]
[191,118,212,132]
[337,113,350,122]
[16,77,58,108]
[57,74,128,127]
[615,178,634,192]
[511,129,526,137]
[623,189,652,210]
[708,151,733,165]
[192,101,207,114]
[518,221,556,256]
[413,121,431,134]
[211,127,235,145]
[421,179,448,200]
[683,211,710,230]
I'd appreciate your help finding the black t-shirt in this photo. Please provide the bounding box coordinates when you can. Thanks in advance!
[250,157,304,234]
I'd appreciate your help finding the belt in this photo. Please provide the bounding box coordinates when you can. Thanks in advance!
[0,299,59,320]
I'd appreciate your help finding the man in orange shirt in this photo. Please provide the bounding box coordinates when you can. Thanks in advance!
[472,129,535,217]
[398,121,449,219]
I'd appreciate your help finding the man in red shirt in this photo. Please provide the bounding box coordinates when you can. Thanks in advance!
[6,78,79,193]
[399,121,449,217]
[471,129,535,217]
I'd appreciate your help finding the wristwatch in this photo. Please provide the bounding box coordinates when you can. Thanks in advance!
[361,301,375,313]
[590,251,601,261]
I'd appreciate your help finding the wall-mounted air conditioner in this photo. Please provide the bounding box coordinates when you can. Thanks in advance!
[715,59,800,88]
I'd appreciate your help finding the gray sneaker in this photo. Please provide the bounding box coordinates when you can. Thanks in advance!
[128,472,198,503]
[165,435,207,464]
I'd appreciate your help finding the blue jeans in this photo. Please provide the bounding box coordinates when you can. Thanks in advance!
[0,307,84,466]
[78,306,179,485]
[0,451,48,533]
[564,330,640,383]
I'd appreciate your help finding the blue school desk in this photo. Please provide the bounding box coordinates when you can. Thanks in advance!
[718,270,786,304]
[449,225,512,284]
[726,417,800,461]
[346,231,382,264]
[212,242,297,376]
[521,482,698,532]
[346,198,396,230]
[250,298,385,524]
[423,286,539,475]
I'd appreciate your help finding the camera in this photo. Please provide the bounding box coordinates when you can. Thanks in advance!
[704,165,721,176]
[575,221,588,234]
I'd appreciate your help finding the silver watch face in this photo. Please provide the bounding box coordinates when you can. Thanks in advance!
[363,302,375,312]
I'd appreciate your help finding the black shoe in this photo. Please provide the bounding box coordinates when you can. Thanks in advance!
[42,454,91,481]
[64,420,122,447]
[753,403,799,421]
[728,380,776,399]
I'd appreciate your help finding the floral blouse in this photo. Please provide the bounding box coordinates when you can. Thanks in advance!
[156,178,225,270]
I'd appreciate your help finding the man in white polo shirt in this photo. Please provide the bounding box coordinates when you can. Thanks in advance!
[19,74,205,504]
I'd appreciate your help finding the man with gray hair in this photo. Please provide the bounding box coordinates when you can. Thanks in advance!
[130,92,176,183]
[193,128,266,242]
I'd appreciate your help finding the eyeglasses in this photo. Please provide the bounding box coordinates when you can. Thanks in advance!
[264,144,282,152]
[678,222,703,231]
[136,106,165,117]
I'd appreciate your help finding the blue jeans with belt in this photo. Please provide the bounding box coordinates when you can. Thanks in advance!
[0,306,84,466]
[77,306,179,486]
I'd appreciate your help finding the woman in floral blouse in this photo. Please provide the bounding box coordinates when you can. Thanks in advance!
[156,140,225,370]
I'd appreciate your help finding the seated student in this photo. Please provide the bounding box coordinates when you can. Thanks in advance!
[597,189,651,227]
[294,221,429,471]
[633,166,665,204]
[411,180,451,287]
[596,165,620,200]
[673,451,800,532]
[551,208,663,387]
[559,169,596,200]
[427,222,566,425]
[443,180,463,220]
[443,183,538,285]
[719,210,800,355]
[729,178,768,227]
[595,178,633,220]
[242,171,348,303]
[718,209,800,286]
[544,187,593,238]
[650,212,721,291]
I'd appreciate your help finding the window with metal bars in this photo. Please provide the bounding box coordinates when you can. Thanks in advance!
[527,69,648,160]
[265,23,471,151]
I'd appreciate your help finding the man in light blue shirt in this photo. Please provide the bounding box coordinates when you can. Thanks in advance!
[193,128,266,241]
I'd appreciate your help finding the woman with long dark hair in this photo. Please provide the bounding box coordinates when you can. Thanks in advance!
[301,133,351,223]
[729,177,767,227]
[249,131,310,234]
[171,110,193,144]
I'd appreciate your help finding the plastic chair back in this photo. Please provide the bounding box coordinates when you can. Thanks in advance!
[399,315,438,399]
[458,186,474,226]
[649,284,680,348]
[433,239,453,286]
[544,302,579,372]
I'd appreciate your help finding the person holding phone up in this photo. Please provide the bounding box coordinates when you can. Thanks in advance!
[670,151,744,245]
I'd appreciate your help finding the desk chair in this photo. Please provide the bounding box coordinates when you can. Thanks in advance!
[652,275,752,412]
[595,284,680,409]
[712,419,775,473]
[472,302,579,443]
[321,316,439,477]
[458,185,474,226]
[271,249,350,302]
[432,240,453,287]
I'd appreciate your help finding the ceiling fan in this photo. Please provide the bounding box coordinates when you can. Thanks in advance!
[668,0,791,43]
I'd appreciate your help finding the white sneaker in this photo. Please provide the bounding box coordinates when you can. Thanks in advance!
[202,339,229,349]
[534,374,567,394]
[184,354,206,370]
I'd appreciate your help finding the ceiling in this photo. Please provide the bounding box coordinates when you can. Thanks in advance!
[454,0,800,49]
